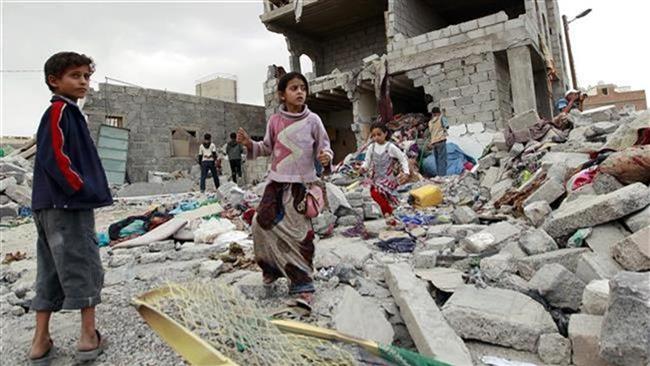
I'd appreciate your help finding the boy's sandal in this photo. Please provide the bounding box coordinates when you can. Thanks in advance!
[30,339,55,366]
[76,330,105,362]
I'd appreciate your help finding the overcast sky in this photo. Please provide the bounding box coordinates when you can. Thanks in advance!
[1,0,649,136]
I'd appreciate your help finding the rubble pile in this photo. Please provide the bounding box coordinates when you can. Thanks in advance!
[1,107,649,365]
[0,138,36,222]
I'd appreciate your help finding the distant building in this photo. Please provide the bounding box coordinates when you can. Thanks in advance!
[195,73,238,103]
[584,83,647,112]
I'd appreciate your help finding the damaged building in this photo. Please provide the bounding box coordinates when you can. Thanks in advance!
[260,0,570,159]
[83,83,266,182]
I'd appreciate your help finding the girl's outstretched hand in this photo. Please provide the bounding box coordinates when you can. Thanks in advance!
[318,150,331,166]
[236,128,252,149]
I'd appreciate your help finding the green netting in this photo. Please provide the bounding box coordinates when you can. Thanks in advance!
[148,282,358,365]
[146,282,450,366]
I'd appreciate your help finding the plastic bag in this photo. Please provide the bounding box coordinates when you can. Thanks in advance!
[193,218,236,243]
[213,230,250,248]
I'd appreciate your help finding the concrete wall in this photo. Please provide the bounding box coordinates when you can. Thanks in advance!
[320,17,386,74]
[84,83,266,182]
[195,77,237,103]
[391,0,447,38]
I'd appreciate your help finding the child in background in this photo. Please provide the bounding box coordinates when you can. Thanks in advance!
[361,122,410,217]
[198,133,220,192]
[237,71,332,306]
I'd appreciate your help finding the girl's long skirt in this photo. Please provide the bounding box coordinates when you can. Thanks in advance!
[252,187,315,295]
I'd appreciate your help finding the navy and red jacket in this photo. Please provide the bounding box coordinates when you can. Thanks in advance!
[32,95,113,210]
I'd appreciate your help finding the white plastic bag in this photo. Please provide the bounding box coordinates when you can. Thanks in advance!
[193,218,236,243]
[213,230,250,248]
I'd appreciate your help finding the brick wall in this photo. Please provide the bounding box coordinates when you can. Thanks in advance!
[406,52,509,131]
[391,0,447,38]
[320,17,386,74]
[84,83,266,182]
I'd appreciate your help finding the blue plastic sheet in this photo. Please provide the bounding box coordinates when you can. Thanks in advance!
[96,232,110,247]
[422,142,476,177]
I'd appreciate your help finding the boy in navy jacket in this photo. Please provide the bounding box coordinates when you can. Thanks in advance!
[29,52,112,364]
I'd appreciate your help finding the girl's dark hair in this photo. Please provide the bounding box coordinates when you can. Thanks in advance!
[44,52,95,92]
[277,71,309,95]
[370,122,389,134]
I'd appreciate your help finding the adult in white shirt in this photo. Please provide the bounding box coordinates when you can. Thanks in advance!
[198,133,220,192]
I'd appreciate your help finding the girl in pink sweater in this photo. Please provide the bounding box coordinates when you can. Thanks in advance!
[237,72,333,306]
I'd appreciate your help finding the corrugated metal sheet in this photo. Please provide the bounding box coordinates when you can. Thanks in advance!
[97,125,129,185]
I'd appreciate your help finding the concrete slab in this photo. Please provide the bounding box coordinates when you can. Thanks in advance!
[517,248,590,280]
[332,285,394,345]
[575,252,622,283]
[461,221,520,253]
[581,279,609,315]
[415,267,464,293]
[543,183,650,239]
[600,272,650,366]
[612,226,650,271]
[442,285,557,351]
[519,228,558,255]
[528,263,586,310]
[624,206,650,233]
[385,263,472,366]
[569,314,611,366]
[523,179,565,207]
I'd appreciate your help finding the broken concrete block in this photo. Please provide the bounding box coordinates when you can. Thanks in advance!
[139,252,167,264]
[581,279,609,315]
[423,236,455,251]
[500,241,527,259]
[480,252,516,280]
[0,202,19,218]
[489,178,513,201]
[452,206,479,224]
[569,314,611,366]
[509,142,524,157]
[412,250,437,269]
[235,272,281,300]
[495,273,530,293]
[592,173,624,194]
[480,167,500,187]
[0,195,9,205]
[528,263,586,310]
[491,132,508,151]
[600,272,649,366]
[312,210,336,235]
[586,223,630,257]
[175,244,223,261]
[332,286,394,345]
[624,206,650,233]
[325,182,351,214]
[415,267,464,293]
[537,333,572,365]
[523,179,565,207]
[508,110,538,142]
[148,240,175,253]
[612,226,650,271]
[315,237,371,269]
[4,184,31,207]
[523,200,552,227]
[385,263,473,366]
[575,252,621,283]
[461,221,519,253]
[442,285,557,351]
[517,248,589,280]
[519,229,558,255]
[543,183,650,239]
[198,260,224,278]
[446,224,487,240]
[0,176,17,193]
[108,254,134,268]
[541,152,590,172]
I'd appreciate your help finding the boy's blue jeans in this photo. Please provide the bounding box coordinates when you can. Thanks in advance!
[200,160,220,192]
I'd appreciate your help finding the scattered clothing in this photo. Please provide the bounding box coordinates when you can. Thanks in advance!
[375,237,416,253]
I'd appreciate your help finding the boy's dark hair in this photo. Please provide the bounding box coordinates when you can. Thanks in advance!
[431,107,441,114]
[204,133,211,140]
[277,71,309,95]
[44,52,95,92]
[230,132,237,139]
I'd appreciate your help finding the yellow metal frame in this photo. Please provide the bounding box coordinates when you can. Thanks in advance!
[132,285,385,365]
